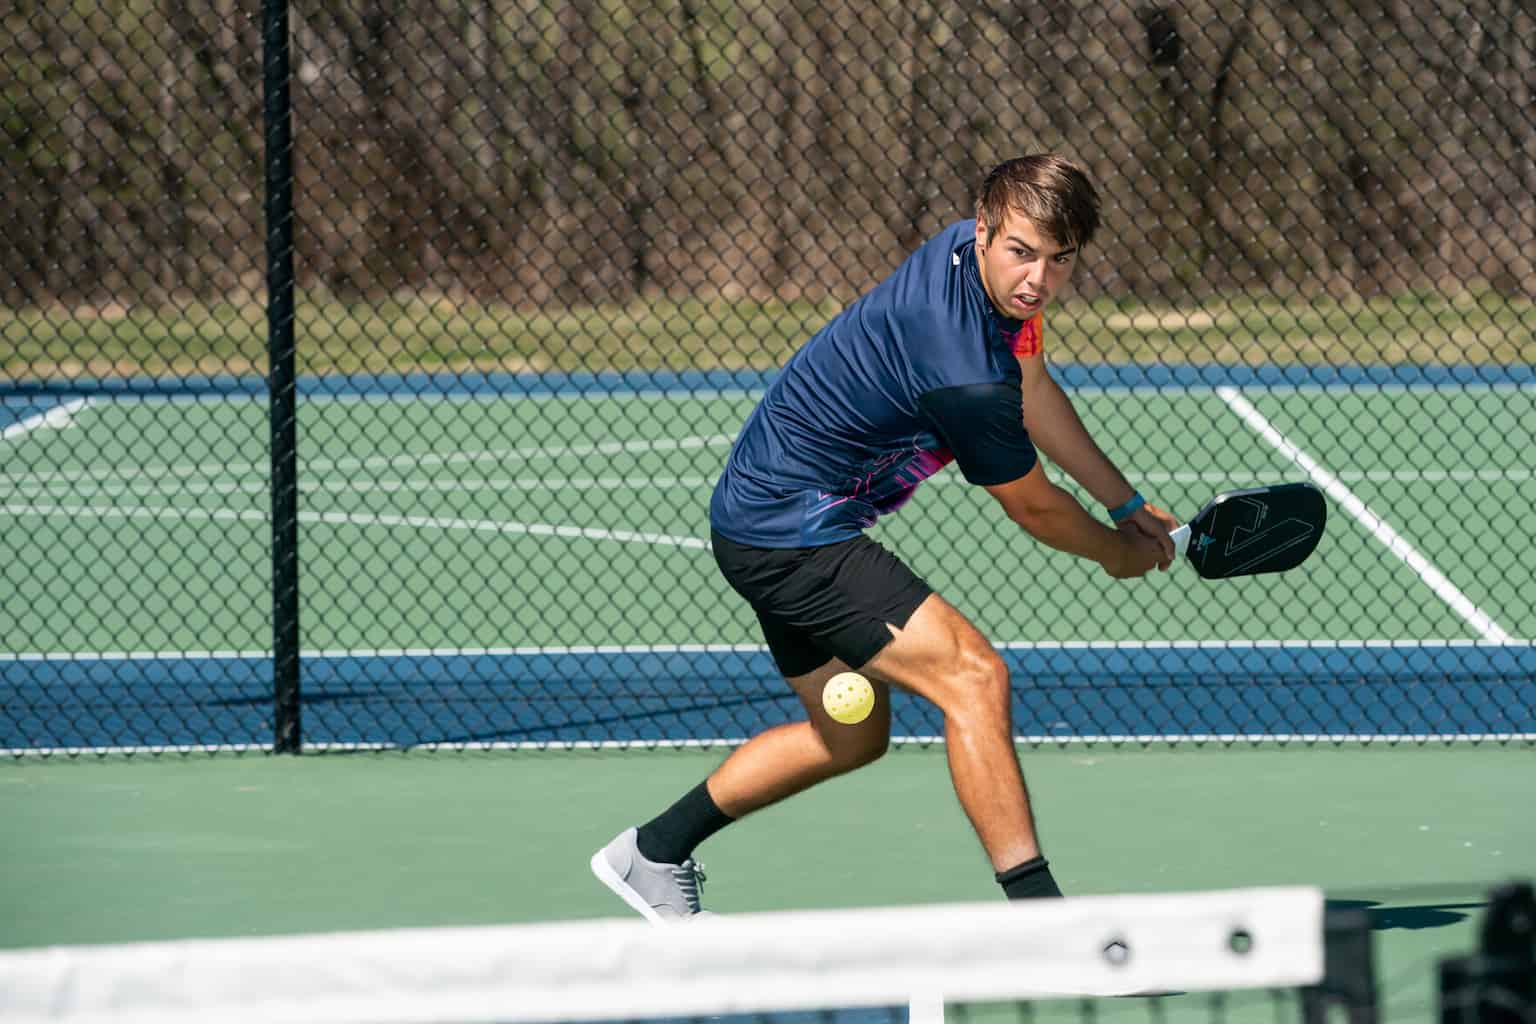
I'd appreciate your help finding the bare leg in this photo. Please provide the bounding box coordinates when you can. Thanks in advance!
[863,593,1040,871]
[705,659,891,818]
[703,594,1038,872]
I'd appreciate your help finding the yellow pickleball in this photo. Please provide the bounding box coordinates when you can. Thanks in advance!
[822,671,875,725]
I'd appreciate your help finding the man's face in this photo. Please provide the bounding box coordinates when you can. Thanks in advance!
[974,210,1079,320]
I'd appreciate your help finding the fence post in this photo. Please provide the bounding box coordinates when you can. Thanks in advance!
[263,0,300,754]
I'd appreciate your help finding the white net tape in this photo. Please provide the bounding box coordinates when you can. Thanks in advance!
[0,886,1324,1024]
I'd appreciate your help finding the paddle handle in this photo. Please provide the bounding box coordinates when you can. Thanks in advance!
[1169,523,1191,558]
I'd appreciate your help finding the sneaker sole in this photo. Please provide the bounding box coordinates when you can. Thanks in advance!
[589,850,666,924]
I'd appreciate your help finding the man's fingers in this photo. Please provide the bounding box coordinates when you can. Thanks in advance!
[1129,508,1176,562]
[1124,518,1170,550]
[1133,523,1172,572]
[1115,514,1177,576]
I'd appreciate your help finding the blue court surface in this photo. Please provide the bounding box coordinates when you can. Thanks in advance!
[5,644,1536,751]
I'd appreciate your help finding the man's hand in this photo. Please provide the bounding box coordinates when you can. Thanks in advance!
[1101,527,1165,578]
[1121,501,1179,571]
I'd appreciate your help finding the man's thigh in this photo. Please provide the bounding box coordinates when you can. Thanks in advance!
[863,592,1002,709]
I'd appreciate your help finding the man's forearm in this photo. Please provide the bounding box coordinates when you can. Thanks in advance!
[1023,376,1136,507]
[1008,482,1125,566]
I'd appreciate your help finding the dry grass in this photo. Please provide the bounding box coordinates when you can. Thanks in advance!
[4,287,1532,381]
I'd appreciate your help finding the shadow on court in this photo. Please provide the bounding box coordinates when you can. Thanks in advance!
[1326,898,1486,931]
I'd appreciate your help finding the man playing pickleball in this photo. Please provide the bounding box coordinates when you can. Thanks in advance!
[593,154,1177,920]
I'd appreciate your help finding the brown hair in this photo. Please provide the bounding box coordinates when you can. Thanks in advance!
[974,155,1101,250]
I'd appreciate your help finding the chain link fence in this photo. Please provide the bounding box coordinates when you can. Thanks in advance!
[3,0,1534,753]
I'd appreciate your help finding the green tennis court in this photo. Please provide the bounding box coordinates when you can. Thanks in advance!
[8,382,1533,656]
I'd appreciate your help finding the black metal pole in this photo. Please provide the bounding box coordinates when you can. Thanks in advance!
[263,0,301,753]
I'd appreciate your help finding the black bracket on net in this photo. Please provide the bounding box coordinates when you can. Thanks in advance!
[1438,881,1536,1024]
[1301,907,1380,1024]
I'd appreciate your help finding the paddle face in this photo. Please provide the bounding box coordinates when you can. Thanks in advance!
[1179,483,1326,579]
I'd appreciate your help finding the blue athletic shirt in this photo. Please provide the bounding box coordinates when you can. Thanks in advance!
[710,219,1044,548]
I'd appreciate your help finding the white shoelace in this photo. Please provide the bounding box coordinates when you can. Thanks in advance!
[672,859,706,913]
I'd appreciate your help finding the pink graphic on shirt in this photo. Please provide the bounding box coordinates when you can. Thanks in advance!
[880,446,954,514]
[1003,313,1044,358]
[810,443,954,528]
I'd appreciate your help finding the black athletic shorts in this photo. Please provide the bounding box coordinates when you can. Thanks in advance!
[710,529,933,678]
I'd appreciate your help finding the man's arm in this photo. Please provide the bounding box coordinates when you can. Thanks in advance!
[985,461,1163,578]
[913,371,1169,574]
[1018,354,1134,505]
[1019,354,1178,562]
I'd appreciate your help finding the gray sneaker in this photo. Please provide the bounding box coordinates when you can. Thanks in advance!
[590,827,708,922]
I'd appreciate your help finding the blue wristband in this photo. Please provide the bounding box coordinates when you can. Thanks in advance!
[1108,492,1145,524]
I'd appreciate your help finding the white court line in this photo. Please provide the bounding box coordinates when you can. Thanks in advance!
[1216,387,1513,644]
[0,398,91,441]
[0,503,710,551]
[4,638,1526,663]
[0,433,736,485]
[6,733,1533,757]
[8,474,721,499]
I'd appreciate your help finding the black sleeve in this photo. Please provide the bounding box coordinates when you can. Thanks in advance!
[917,382,1038,486]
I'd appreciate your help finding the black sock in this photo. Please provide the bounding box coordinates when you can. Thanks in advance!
[635,780,735,864]
[996,856,1063,900]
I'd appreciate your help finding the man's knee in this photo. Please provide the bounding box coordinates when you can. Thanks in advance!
[853,728,891,767]
[824,724,890,773]
[866,595,1012,720]
[951,643,1013,720]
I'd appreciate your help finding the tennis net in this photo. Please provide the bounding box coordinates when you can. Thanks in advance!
[0,886,1376,1024]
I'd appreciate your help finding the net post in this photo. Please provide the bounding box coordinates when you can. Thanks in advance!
[1437,881,1536,1023]
[262,0,300,754]
[1301,907,1378,1024]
